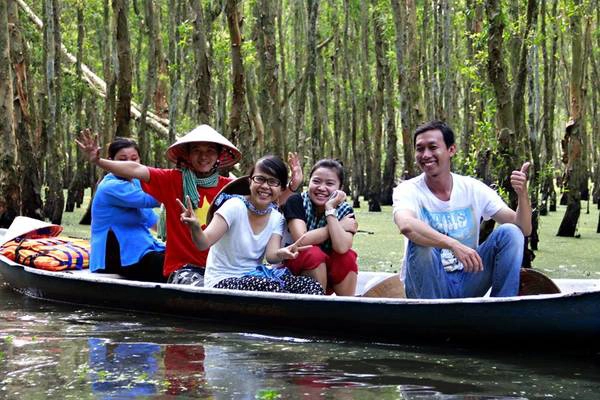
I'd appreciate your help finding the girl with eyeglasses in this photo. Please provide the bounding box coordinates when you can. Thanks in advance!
[178,155,323,294]
[281,159,359,296]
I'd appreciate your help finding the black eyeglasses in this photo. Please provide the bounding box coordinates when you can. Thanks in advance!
[251,175,281,187]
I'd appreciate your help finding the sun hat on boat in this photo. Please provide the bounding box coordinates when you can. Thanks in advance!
[166,124,241,169]
[0,216,63,246]
[206,176,251,224]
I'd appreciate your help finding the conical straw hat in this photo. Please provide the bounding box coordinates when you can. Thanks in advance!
[0,216,63,246]
[166,125,241,169]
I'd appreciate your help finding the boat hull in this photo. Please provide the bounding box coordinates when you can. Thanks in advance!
[1,256,599,351]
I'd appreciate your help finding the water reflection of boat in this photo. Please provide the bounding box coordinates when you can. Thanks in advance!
[2,254,599,352]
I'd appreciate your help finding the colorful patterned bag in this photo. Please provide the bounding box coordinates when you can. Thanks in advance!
[0,237,90,271]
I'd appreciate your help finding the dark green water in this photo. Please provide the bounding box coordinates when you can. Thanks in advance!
[0,283,598,399]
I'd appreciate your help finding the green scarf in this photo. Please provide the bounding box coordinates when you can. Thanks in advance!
[157,169,219,240]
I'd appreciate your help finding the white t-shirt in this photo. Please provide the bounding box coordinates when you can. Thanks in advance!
[205,197,285,288]
[392,173,507,277]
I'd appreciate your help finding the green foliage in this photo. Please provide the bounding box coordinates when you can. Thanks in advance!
[256,388,282,400]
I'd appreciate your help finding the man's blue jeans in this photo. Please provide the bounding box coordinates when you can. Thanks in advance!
[404,224,523,299]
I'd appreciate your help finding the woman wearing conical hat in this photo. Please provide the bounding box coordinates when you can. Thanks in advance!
[78,125,301,284]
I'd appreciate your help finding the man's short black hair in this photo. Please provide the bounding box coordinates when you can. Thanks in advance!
[413,120,455,148]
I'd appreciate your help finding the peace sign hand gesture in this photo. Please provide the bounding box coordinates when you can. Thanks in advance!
[176,196,201,231]
[276,234,311,261]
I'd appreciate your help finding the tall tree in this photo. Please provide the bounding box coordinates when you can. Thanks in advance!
[138,0,158,162]
[190,0,211,124]
[358,0,371,200]
[226,0,252,173]
[0,0,20,226]
[306,0,320,164]
[404,0,420,176]
[343,0,360,205]
[512,0,538,161]
[8,0,42,220]
[167,0,182,145]
[540,0,559,215]
[390,0,414,178]
[42,0,64,224]
[292,0,307,161]
[255,0,284,156]
[66,3,87,213]
[369,3,384,212]
[102,0,116,147]
[485,0,517,208]
[113,0,132,138]
[557,0,586,237]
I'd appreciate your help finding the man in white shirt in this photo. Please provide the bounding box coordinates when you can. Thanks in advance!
[393,120,531,298]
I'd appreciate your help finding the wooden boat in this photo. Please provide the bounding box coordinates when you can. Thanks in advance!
[1,253,599,352]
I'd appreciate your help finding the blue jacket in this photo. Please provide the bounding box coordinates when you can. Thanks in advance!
[90,174,165,271]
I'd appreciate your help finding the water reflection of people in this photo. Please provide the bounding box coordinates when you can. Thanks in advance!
[88,338,161,397]
[164,344,207,395]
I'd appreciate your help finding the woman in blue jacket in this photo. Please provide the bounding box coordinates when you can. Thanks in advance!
[90,138,166,282]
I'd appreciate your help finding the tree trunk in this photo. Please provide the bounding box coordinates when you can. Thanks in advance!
[0,0,20,227]
[540,0,558,215]
[512,0,538,163]
[42,0,64,225]
[8,0,43,220]
[102,0,115,147]
[390,0,413,180]
[138,0,158,163]
[226,0,252,173]
[331,6,342,161]
[342,0,359,207]
[167,0,182,146]
[190,0,211,124]
[317,45,330,158]
[307,0,320,165]
[293,0,307,161]
[66,4,87,213]
[113,0,132,138]
[246,67,265,158]
[405,0,420,177]
[381,6,397,206]
[255,0,284,157]
[557,0,585,237]
[276,0,288,146]
[359,2,371,200]
[369,3,384,212]
[485,0,517,208]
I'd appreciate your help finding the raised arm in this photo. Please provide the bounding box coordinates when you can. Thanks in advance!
[76,128,151,182]
[279,152,304,205]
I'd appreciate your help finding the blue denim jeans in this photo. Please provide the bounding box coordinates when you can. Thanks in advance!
[404,224,523,299]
